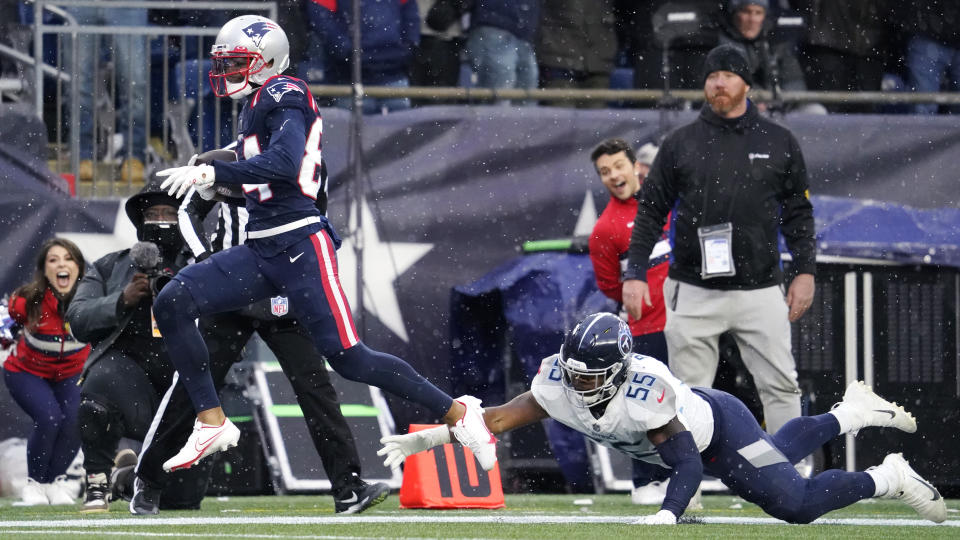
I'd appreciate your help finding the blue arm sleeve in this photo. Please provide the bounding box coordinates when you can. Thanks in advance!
[214,107,306,187]
[655,430,703,518]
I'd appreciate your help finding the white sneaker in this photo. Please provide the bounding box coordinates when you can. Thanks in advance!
[449,395,498,471]
[831,381,916,436]
[45,475,77,505]
[17,478,49,506]
[162,417,240,472]
[631,480,668,505]
[630,480,702,511]
[879,453,946,523]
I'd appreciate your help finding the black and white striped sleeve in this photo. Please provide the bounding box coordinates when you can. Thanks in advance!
[178,187,218,261]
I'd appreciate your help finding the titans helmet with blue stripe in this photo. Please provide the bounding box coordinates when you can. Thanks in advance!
[558,312,632,407]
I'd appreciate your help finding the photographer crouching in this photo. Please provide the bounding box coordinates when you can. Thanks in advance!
[66,178,208,512]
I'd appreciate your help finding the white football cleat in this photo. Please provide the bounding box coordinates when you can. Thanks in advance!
[450,395,498,471]
[16,478,49,506]
[632,480,702,511]
[880,453,946,523]
[45,475,77,505]
[631,480,668,505]
[162,418,240,472]
[830,381,916,436]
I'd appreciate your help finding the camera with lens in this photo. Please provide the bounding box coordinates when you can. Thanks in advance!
[146,268,175,295]
[130,241,175,295]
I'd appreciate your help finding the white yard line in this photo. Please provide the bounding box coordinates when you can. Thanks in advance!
[0,532,386,540]
[0,515,957,528]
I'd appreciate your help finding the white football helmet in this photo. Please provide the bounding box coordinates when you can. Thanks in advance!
[209,15,290,99]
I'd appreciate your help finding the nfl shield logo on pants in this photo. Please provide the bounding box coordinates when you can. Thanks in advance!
[270,296,289,317]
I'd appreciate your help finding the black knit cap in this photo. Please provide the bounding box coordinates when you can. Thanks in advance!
[124,175,180,227]
[702,44,753,86]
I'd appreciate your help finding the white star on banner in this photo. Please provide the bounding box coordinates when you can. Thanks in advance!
[336,198,433,342]
[574,189,599,236]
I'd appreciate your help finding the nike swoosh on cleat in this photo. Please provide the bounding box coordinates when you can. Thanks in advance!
[194,431,223,454]
[911,476,941,501]
[289,252,304,263]
[168,432,224,472]
[874,409,896,419]
[197,431,223,449]
[339,492,358,504]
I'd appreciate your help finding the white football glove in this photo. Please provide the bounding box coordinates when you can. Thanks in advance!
[157,164,215,198]
[632,510,678,525]
[195,184,218,201]
[377,426,451,469]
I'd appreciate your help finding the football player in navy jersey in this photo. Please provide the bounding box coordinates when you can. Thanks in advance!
[152,15,495,474]
[379,313,947,525]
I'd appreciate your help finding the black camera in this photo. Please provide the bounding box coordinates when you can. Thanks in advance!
[147,269,175,295]
[130,241,175,295]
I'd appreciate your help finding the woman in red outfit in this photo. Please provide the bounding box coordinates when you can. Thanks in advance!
[3,238,89,506]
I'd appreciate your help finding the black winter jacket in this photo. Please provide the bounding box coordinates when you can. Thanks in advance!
[537,0,617,74]
[67,248,186,379]
[471,0,540,42]
[795,0,890,56]
[625,103,816,290]
[716,8,807,93]
[905,0,960,48]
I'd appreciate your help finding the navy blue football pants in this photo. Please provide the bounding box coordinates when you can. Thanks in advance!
[153,229,453,417]
[695,387,875,523]
[3,370,81,483]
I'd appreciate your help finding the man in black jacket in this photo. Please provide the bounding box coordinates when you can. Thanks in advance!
[715,0,823,113]
[622,44,816,438]
[67,179,209,512]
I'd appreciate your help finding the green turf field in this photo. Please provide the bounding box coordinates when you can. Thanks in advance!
[1,493,957,539]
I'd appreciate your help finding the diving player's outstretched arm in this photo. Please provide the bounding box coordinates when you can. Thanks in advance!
[378,391,549,468]
[636,416,703,525]
[484,391,551,433]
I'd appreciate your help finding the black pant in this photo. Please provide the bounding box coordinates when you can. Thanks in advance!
[632,44,713,91]
[799,45,885,113]
[80,347,211,509]
[410,36,463,105]
[136,311,363,494]
[80,349,173,475]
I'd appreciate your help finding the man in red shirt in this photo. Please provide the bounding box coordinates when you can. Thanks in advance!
[589,139,669,359]
[589,138,695,507]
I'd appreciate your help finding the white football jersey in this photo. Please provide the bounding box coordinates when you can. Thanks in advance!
[530,353,715,468]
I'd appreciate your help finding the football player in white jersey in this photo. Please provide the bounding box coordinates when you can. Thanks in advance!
[380,312,946,525]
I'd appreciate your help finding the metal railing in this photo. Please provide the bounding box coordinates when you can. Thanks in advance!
[305,84,960,107]
[25,1,960,198]
[32,0,277,197]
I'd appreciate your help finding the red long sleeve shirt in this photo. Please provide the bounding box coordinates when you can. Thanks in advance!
[589,195,671,336]
[4,289,89,381]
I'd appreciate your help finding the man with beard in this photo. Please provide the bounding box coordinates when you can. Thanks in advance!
[620,44,816,448]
